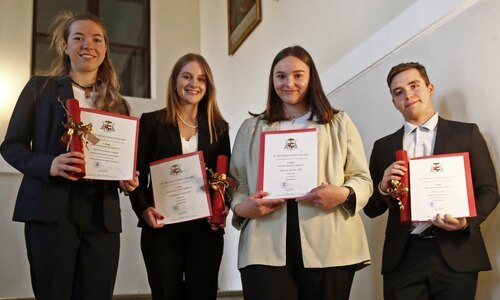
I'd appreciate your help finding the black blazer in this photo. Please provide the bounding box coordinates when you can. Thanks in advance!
[364,117,499,273]
[129,109,231,227]
[0,76,122,232]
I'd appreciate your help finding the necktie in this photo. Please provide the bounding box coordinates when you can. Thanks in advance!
[410,126,432,234]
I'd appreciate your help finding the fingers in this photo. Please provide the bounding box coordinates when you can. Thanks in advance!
[142,207,165,228]
[381,161,408,191]
[119,171,140,192]
[296,193,314,202]
[296,184,326,202]
[431,214,467,231]
[235,191,286,218]
[297,184,346,209]
[267,200,285,213]
[50,152,85,179]
[250,191,270,199]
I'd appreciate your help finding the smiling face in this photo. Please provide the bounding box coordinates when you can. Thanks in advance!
[175,61,207,106]
[390,68,436,125]
[64,20,106,77]
[273,55,310,117]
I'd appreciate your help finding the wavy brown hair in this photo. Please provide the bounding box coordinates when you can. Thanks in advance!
[161,53,228,143]
[39,11,129,115]
[252,45,338,124]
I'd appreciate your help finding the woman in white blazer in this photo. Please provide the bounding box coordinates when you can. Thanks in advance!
[230,46,373,300]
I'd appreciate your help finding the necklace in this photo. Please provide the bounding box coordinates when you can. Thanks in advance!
[71,80,94,99]
[176,113,198,129]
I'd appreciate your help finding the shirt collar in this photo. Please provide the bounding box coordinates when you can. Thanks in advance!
[404,113,439,134]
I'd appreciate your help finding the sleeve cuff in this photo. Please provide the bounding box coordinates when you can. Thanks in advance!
[378,182,390,196]
[341,186,356,216]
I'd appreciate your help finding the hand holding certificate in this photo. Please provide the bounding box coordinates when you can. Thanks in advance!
[258,129,317,199]
[59,98,139,181]
[409,152,476,221]
[391,151,477,222]
[149,151,212,225]
[80,108,139,180]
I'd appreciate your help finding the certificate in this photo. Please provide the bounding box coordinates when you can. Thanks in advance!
[258,128,317,199]
[149,151,212,224]
[409,152,476,221]
[80,108,139,180]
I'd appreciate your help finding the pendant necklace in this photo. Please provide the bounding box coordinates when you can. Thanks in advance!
[176,113,198,129]
[71,80,94,99]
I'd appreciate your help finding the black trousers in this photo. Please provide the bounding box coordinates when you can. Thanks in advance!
[140,219,224,300]
[24,181,120,300]
[384,236,478,300]
[240,200,356,300]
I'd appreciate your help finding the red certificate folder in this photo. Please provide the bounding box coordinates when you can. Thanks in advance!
[65,98,86,178]
[410,152,476,221]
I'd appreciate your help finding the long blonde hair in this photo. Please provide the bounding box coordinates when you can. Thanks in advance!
[162,53,228,143]
[39,11,129,115]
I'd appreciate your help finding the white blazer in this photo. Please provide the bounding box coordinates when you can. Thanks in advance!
[230,111,373,269]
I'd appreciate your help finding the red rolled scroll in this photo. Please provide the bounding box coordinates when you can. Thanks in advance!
[65,98,86,178]
[395,150,411,223]
[210,155,229,228]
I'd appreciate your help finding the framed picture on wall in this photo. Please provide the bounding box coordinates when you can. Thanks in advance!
[227,0,262,55]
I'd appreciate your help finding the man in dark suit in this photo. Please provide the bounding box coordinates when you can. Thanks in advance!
[364,62,499,300]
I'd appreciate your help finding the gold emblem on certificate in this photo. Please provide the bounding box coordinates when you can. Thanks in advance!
[149,151,211,225]
[258,128,317,199]
[79,108,139,181]
[409,152,476,221]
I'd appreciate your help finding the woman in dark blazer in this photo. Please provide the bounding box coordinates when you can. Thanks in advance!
[129,53,231,300]
[0,12,138,300]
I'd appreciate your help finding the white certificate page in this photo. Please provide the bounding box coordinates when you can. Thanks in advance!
[149,151,211,224]
[259,129,317,199]
[409,154,474,221]
[80,108,138,180]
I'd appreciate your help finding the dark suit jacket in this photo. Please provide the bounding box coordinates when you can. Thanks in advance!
[364,117,499,274]
[129,109,231,227]
[0,76,122,232]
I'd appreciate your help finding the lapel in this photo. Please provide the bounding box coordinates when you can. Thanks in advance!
[57,77,74,102]
[389,126,405,160]
[433,117,451,155]
[163,121,183,156]
[197,113,210,152]
[55,77,76,123]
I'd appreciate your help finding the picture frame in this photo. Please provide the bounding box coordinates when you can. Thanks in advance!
[227,0,262,55]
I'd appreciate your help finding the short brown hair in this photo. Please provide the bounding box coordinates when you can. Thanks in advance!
[387,62,430,88]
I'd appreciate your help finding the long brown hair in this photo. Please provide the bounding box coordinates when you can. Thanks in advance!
[252,45,338,124]
[39,11,129,115]
[161,53,228,143]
